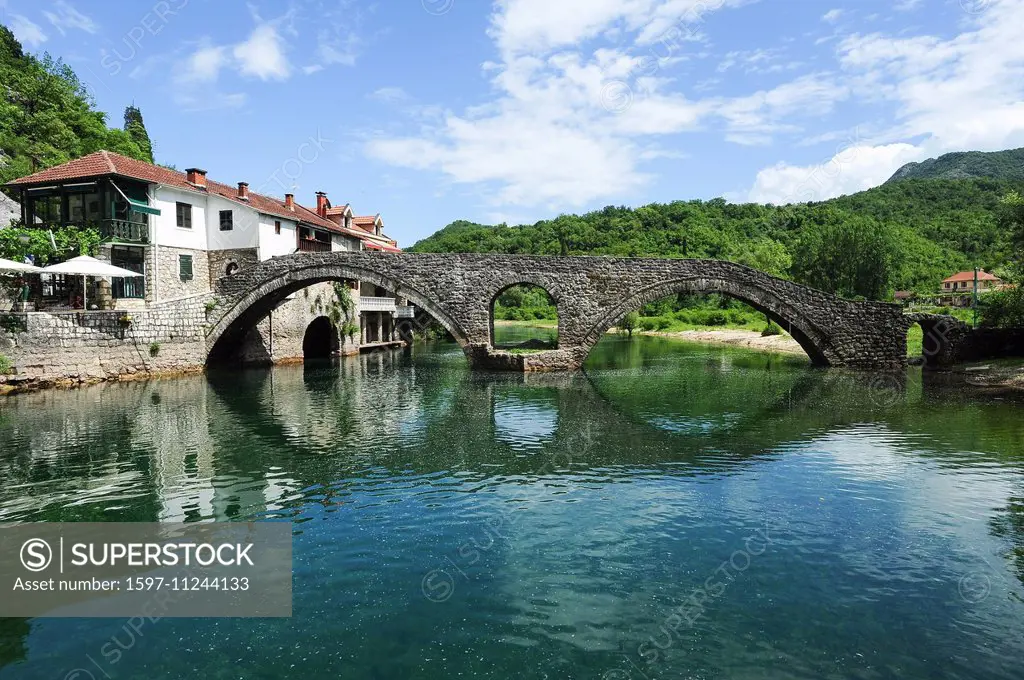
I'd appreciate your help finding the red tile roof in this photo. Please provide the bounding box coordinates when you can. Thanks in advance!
[364,242,401,253]
[943,270,1001,283]
[5,150,362,237]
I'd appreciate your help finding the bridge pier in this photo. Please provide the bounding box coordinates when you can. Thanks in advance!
[464,344,585,372]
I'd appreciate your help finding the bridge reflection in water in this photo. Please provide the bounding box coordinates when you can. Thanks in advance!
[0,338,1023,678]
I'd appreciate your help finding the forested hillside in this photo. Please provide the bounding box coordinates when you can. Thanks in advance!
[411,178,1023,300]
[0,25,151,188]
[886,148,1024,184]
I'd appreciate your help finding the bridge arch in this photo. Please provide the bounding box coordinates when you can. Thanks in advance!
[207,262,472,363]
[579,276,835,366]
[488,280,561,348]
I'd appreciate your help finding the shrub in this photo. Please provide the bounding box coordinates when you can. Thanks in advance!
[727,310,748,325]
[656,316,673,330]
[204,300,217,313]
[620,311,640,336]
[149,342,161,357]
[0,355,11,374]
[762,321,782,336]
[704,311,728,326]
[639,318,659,332]
[980,286,1024,328]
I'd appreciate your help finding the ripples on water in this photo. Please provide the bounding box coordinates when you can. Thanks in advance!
[1,334,1023,679]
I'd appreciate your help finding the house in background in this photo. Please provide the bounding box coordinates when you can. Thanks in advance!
[937,270,1004,307]
[2,150,412,360]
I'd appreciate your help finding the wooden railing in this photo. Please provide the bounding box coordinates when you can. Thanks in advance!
[100,219,149,243]
[298,239,332,253]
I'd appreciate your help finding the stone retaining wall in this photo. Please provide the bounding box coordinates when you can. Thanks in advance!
[0,295,210,386]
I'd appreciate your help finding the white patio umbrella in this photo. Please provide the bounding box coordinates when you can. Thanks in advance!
[0,257,41,273]
[40,256,143,310]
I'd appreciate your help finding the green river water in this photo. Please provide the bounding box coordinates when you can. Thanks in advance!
[1,332,1022,679]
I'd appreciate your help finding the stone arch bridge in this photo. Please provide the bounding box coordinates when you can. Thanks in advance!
[207,252,911,371]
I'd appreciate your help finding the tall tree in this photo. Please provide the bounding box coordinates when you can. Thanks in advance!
[123,105,154,163]
[790,209,906,300]
[0,24,148,189]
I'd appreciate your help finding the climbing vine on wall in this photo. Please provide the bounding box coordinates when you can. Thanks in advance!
[309,281,360,341]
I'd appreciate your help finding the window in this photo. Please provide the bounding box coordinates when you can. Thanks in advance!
[219,210,233,231]
[275,220,281,235]
[179,254,193,281]
[176,202,192,229]
[67,194,85,223]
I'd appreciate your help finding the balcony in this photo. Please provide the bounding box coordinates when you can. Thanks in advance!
[360,296,397,313]
[100,219,149,244]
[298,238,332,253]
[396,305,416,319]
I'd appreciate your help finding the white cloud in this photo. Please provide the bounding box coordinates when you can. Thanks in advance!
[369,87,411,103]
[42,0,97,36]
[8,14,47,47]
[314,30,362,68]
[716,47,802,75]
[894,0,923,10]
[743,0,1024,203]
[746,142,923,204]
[822,9,843,23]
[490,0,740,56]
[179,44,228,84]
[366,0,758,211]
[173,43,244,112]
[233,23,291,81]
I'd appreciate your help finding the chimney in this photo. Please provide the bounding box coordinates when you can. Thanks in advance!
[284,193,295,211]
[316,191,329,218]
[237,182,249,201]
[185,168,207,188]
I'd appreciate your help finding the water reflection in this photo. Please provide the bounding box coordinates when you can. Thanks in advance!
[0,337,1023,679]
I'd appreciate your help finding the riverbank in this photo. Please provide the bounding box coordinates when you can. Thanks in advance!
[494,320,804,356]
[0,365,206,395]
[643,328,805,355]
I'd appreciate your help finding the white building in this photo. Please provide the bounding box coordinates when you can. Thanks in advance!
[4,150,412,360]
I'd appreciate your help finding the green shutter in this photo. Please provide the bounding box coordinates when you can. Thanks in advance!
[179,254,193,280]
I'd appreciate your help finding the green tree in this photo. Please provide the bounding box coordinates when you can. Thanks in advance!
[790,210,906,300]
[620,311,639,337]
[999,191,1024,265]
[123,105,154,162]
[0,224,100,263]
[0,25,149,188]
[729,237,792,278]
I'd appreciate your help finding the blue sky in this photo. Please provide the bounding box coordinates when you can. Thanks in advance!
[1,0,1022,246]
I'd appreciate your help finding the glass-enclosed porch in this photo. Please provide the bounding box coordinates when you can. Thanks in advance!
[12,176,158,307]
[14,176,158,244]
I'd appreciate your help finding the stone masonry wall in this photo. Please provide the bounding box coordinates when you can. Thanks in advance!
[208,248,260,289]
[234,282,361,364]
[0,294,211,385]
[151,245,210,302]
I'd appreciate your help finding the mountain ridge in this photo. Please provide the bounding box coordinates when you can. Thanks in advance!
[885,148,1024,183]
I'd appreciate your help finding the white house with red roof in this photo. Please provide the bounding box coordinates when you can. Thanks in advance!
[941,269,1002,293]
[4,150,410,359]
[936,269,1005,307]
